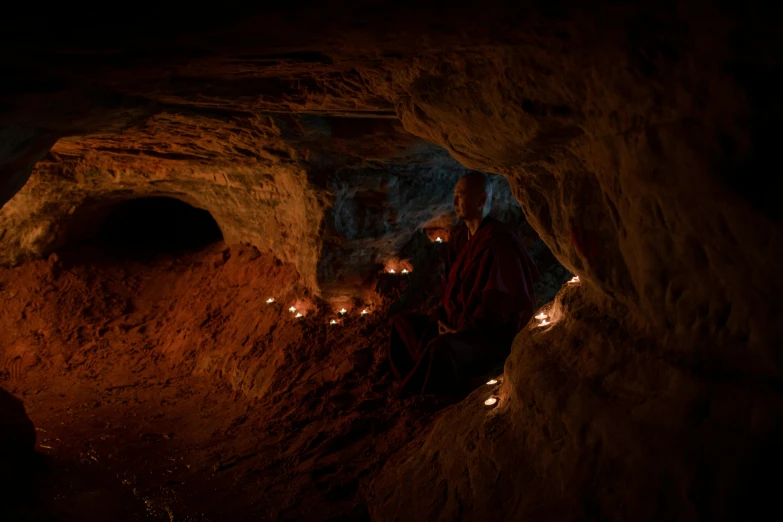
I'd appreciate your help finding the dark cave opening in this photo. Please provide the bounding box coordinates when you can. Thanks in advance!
[95,197,223,254]
[58,197,223,260]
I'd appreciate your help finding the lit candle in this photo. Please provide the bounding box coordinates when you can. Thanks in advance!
[486,379,498,385]
[361,309,369,315]
[534,312,547,320]
[266,298,275,304]
[389,269,396,274]
[339,308,347,315]
[289,306,297,313]
[569,276,579,283]
[435,237,443,243]
[295,313,303,318]
[484,397,497,406]
[539,319,550,326]
[330,319,337,325]
[402,269,409,274]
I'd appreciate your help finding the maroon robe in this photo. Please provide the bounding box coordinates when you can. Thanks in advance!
[389,217,540,395]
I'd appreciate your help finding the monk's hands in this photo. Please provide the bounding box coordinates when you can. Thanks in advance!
[438,320,457,335]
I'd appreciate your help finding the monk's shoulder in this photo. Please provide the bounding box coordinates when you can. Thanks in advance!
[484,220,526,254]
[485,219,520,243]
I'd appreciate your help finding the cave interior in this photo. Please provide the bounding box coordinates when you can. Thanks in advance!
[1,3,782,522]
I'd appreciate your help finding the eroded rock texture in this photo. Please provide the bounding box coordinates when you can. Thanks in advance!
[0,105,552,304]
[1,2,781,520]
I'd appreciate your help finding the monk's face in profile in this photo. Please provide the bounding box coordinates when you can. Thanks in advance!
[453,177,487,221]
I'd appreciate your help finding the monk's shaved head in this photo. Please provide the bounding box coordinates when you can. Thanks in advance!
[453,172,493,221]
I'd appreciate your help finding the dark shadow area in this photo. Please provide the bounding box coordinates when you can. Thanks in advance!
[55,197,223,262]
[95,197,222,255]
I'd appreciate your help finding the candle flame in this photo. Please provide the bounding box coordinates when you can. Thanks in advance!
[484,397,497,406]
[402,269,409,274]
[569,276,580,283]
[339,308,347,314]
[330,319,337,325]
[361,309,369,315]
[389,269,396,274]
[295,313,303,318]
[289,306,297,313]
[266,298,275,304]
[486,379,498,385]
[535,312,547,320]
[540,319,550,326]
[435,237,443,243]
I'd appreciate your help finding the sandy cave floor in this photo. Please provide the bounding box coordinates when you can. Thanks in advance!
[0,243,456,522]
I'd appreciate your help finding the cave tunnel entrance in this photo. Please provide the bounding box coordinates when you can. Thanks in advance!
[61,196,223,260]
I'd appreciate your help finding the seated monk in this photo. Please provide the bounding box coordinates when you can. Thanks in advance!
[388,172,540,395]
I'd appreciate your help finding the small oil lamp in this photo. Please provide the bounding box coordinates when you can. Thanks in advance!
[484,397,498,407]
[486,379,498,385]
[266,298,275,304]
[289,306,297,313]
[534,312,547,320]
[435,237,443,243]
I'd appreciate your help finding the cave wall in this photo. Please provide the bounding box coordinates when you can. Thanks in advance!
[385,10,783,361]
[0,113,327,290]
[365,4,783,521]
[0,114,553,303]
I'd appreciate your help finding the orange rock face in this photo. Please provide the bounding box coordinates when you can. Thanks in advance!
[1,2,782,521]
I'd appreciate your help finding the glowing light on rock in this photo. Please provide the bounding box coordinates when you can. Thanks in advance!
[289,306,297,313]
[486,379,498,385]
[435,237,443,243]
[539,319,550,326]
[535,312,547,320]
[330,319,337,325]
[569,276,580,283]
[295,313,303,318]
[389,269,396,274]
[361,309,369,315]
[266,298,275,304]
[484,397,497,406]
[339,308,347,315]
[402,269,409,274]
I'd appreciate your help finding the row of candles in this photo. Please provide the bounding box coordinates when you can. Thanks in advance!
[534,275,579,327]
[264,298,370,324]
[266,274,579,325]
[484,273,581,408]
